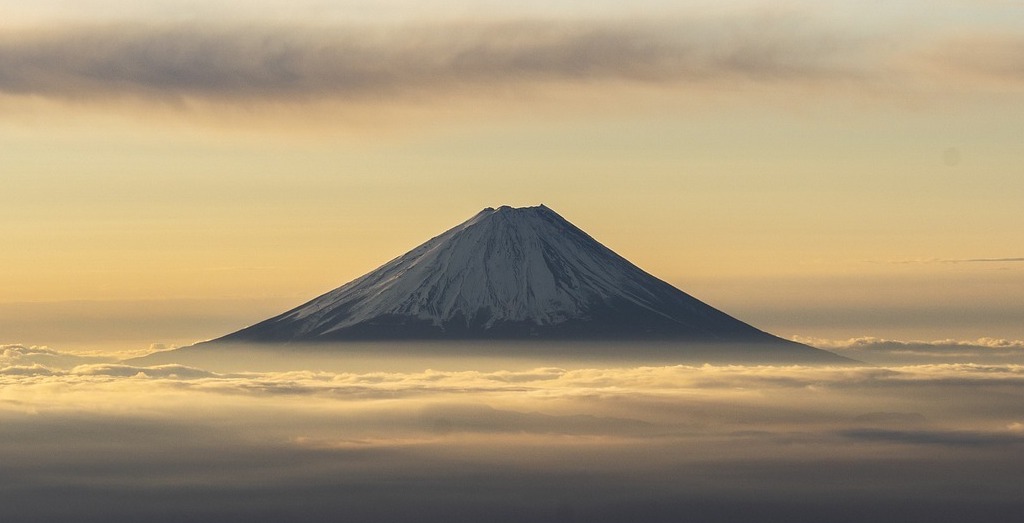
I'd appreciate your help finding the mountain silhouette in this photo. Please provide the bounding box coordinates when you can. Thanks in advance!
[191,205,846,363]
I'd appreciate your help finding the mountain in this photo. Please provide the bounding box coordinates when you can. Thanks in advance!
[194,205,845,362]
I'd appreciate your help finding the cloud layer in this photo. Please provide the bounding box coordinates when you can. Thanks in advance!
[1,16,1020,110]
[0,20,854,101]
[2,343,1024,522]
[795,336,1024,364]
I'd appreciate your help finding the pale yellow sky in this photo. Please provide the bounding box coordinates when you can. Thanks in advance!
[1,0,1022,349]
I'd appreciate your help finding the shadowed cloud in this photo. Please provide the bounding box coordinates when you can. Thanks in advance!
[0,18,878,105]
[841,428,1024,448]
[0,17,1019,129]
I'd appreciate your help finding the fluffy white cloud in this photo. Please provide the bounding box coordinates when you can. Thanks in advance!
[1,344,114,368]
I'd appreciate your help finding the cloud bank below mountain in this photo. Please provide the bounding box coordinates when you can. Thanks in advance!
[2,343,1023,522]
[796,336,1024,364]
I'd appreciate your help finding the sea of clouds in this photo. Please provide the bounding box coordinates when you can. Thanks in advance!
[2,342,1024,522]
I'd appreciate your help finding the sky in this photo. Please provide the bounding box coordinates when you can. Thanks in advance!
[2,0,1023,351]
[3,3,1024,521]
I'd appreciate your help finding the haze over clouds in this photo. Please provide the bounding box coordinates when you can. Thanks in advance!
[2,343,1023,522]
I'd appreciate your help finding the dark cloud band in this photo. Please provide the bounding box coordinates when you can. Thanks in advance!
[0,19,870,103]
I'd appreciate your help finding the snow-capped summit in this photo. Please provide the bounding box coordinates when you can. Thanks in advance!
[212,205,812,346]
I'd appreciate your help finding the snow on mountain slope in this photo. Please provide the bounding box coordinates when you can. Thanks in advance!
[215,205,792,343]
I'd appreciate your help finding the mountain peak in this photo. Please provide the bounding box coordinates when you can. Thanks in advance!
[486,204,545,211]
[479,204,554,218]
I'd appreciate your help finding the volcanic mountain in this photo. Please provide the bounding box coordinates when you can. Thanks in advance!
[199,205,844,362]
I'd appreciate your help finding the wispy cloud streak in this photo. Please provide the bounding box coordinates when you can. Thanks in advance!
[0,18,890,104]
[922,33,1024,88]
[840,428,1024,448]
[1,17,1020,117]
[882,257,1024,264]
[958,257,1024,263]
